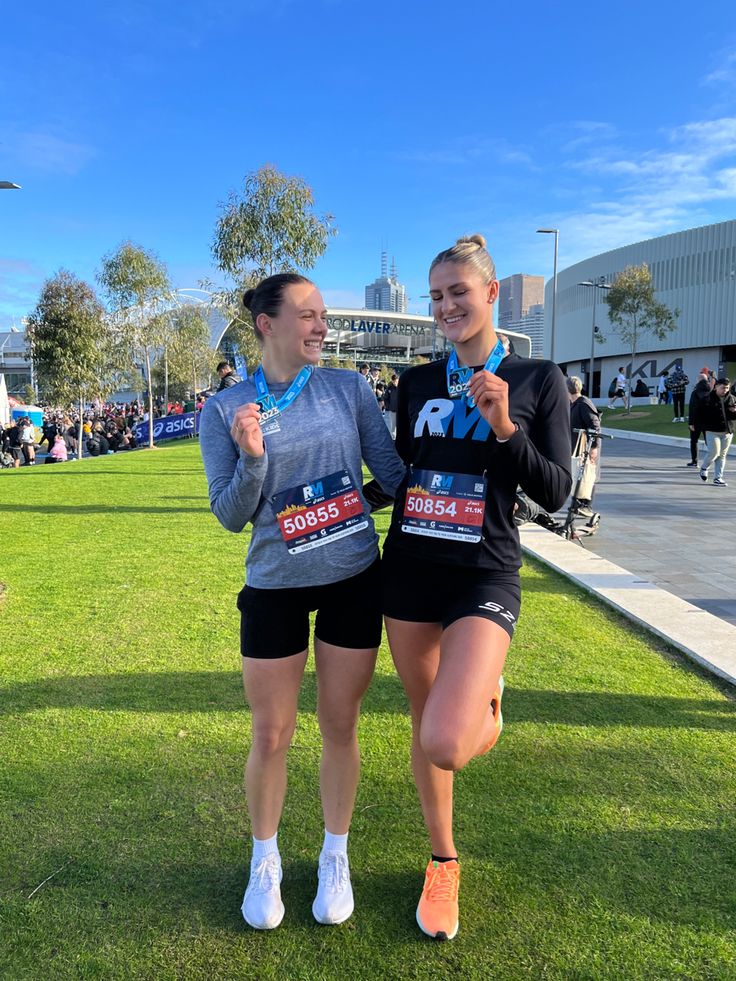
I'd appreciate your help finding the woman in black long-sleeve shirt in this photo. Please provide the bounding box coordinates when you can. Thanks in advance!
[381,234,571,941]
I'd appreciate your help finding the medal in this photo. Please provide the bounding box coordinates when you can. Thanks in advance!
[446,339,506,407]
[253,365,313,434]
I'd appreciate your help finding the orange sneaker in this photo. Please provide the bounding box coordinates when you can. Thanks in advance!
[416,859,460,940]
[479,675,504,755]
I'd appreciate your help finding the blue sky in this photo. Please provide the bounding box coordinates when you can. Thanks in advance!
[2,0,736,324]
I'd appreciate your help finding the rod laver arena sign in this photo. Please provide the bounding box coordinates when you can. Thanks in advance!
[326,316,432,337]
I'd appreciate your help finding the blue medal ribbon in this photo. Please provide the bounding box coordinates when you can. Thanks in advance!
[253,364,313,427]
[446,339,506,408]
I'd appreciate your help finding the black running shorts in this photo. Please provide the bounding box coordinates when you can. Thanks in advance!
[238,557,383,659]
[381,554,521,638]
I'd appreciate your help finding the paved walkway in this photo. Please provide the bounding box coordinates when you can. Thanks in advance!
[520,431,736,688]
[578,436,736,625]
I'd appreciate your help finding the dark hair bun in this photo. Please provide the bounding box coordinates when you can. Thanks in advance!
[243,288,256,310]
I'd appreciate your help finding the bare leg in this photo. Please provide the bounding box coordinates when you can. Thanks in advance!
[385,618,454,856]
[242,651,308,839]
[421,617,510,770]
[386,616,511,857]
[314,639,377,834]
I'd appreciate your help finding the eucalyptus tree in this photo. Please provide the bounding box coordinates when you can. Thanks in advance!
[207,164,336,374]
[604,265,680,416]
[26,270,116,459]
[97,242,171,447]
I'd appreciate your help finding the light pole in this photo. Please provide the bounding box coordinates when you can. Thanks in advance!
[578,277,611,399]
[537,228,559,363]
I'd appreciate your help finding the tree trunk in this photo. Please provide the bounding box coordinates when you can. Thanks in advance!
[164,348,169,416]
[625,331,638,417]
[145,348,154,449]
[77,395,84,460]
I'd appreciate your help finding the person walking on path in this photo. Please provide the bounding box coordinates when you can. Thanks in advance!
[567,375,601,516]
[607,367,628,409]
[199,273,405,931]
[381,234,571,941]
[666,364,689,422]
[696,377,736,485]
[687,367,714,467]
[384,372,399,438]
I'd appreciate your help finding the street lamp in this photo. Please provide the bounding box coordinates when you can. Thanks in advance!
[537,228,559,363]
[578,277,611,399]
[0,182,21,189]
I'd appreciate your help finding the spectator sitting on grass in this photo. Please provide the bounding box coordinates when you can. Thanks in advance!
[45,434,68,463]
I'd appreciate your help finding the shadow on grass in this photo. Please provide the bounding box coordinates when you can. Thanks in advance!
[1,672,734,730]
[0,670,407,717]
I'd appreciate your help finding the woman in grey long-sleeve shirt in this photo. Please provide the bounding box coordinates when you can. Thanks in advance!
[199,274,404,932]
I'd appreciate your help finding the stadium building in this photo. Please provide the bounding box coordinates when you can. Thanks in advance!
[216,309,532,367]
[545,219,736,399]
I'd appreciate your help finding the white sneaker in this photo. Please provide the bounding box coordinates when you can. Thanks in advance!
[242,852,284,929]
[312,850,354,925]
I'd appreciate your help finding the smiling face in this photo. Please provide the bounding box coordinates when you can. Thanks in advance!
[429,261,498,349]
[257,282,327,372]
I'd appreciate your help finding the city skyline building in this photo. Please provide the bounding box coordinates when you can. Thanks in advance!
[502,303,545,359]
[364,251,408,313]
[498,273,545,328]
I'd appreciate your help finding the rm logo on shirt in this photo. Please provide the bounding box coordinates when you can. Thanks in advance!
[414,399,491,441]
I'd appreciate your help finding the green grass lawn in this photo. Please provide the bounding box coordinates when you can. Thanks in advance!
[1,441,735,980]
[600,402,692,437]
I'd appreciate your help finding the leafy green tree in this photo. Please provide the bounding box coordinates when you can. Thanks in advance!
[207,164,336,374]
[22,383,37,405]
[26,270,116,459]
[604,264,680,415]
[97,242,171,447]
[157,304,217,403]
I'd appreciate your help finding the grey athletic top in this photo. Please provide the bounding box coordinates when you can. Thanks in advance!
[199,367,405,589]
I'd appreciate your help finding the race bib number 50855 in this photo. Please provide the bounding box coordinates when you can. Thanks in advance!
[272,469,367,555]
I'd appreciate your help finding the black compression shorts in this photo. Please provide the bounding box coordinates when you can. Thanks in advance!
[238,557,382,659]
[381,554,521,638]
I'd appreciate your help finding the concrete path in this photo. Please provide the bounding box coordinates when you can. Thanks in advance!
[580,437,736,625]
[519,433,736,687]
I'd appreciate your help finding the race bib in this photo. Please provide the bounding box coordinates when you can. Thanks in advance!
[402,469,486,543]
[272,469,368,554]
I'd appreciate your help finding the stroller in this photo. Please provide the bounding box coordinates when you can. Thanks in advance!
[515,428,612,543]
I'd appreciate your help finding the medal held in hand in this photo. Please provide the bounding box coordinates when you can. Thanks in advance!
[446,338,506,407]
[253,364,313,435]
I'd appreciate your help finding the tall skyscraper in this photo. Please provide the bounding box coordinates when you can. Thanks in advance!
[498,274,544,328]
[365,252,407,313]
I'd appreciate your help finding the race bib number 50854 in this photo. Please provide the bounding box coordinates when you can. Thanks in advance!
[401,469,486,543]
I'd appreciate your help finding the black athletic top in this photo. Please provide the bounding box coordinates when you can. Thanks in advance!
[383,355,572,572]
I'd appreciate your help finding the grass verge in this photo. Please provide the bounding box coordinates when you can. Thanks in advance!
[1,441,735,980]
[600,403,693,437]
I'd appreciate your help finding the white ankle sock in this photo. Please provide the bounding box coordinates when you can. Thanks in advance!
[252,833,279,863]
[322,830,348,855]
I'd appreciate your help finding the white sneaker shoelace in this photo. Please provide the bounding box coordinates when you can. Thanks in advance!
[313,850,354,924]
[249,853,281,894]
[318,851,350,894]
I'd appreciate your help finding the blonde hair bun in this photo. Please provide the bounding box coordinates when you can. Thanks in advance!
[430,234,496,284]
[457,233,487,249]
